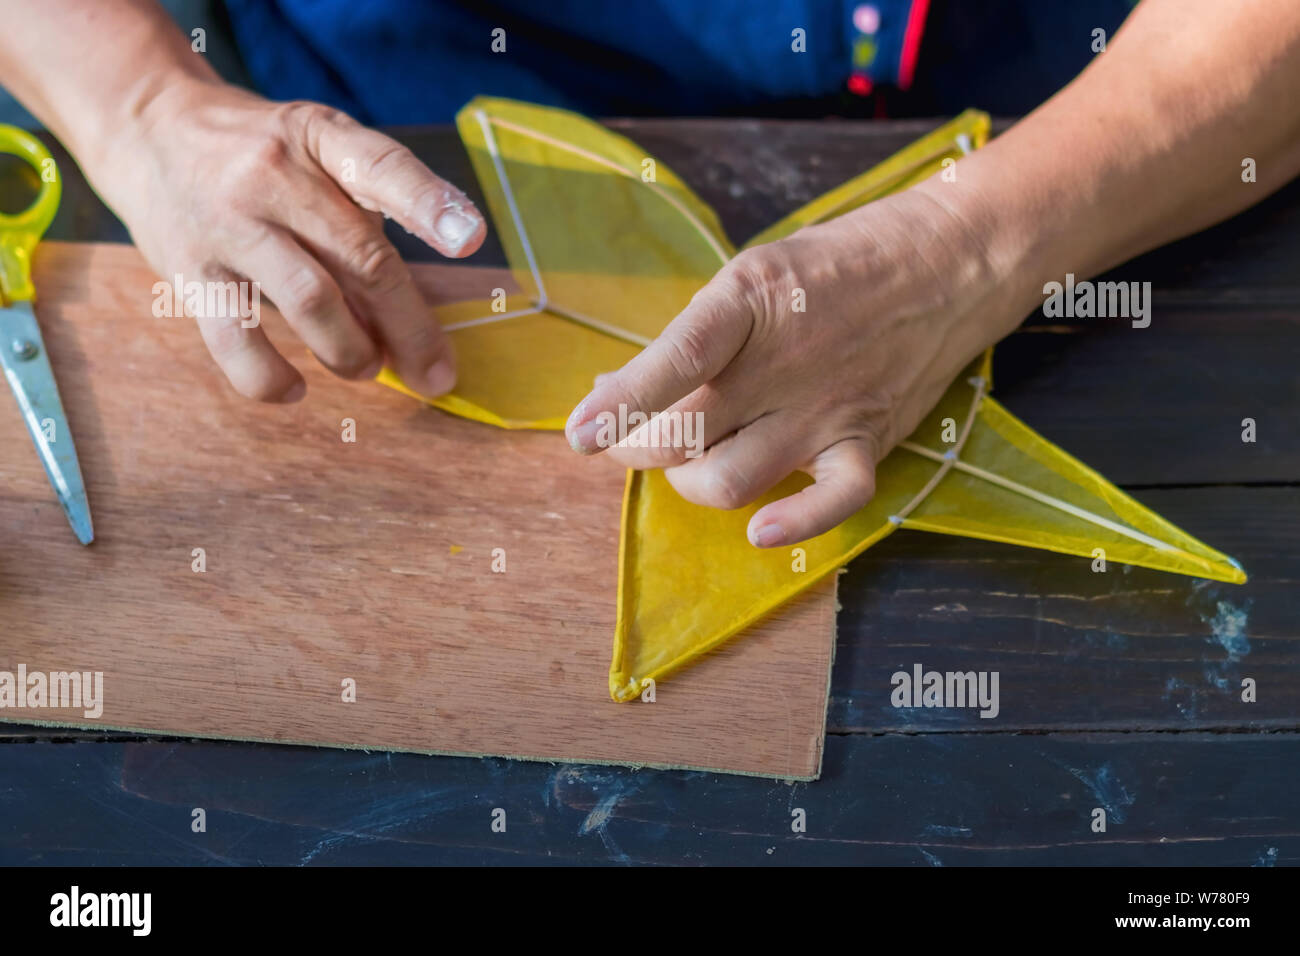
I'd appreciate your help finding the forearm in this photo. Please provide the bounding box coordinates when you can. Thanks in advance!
[926,0,1300,315]
[0,0,217,165]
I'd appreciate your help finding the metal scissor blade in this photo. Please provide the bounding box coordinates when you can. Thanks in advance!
[0,301,93,544]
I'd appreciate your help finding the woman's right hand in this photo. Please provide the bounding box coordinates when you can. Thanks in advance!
[88,80,486,401]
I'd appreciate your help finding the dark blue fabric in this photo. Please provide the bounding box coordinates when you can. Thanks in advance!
[222,0,1136,123]
[223,0,918,123]
[914,0,1136,115]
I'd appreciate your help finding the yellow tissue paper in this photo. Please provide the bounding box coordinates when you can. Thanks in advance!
[610,350,1246,701]
[378,95,737,428]
[379,98,1245,703]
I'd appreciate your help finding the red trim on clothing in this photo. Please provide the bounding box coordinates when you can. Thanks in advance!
[898,0,931,90]
[847,72,873,96]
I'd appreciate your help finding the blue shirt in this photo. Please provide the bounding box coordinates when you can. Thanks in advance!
[224,0,923,123]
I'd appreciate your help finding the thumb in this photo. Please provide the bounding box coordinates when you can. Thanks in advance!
[565,278,752,454]
[310,110,487,258]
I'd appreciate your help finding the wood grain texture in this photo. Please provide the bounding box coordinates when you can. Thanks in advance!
[0,732,1294,865]
[831,486,1298,733]
[991,315,1300,485]
[0,241,836,779]
[7,118,1294,864]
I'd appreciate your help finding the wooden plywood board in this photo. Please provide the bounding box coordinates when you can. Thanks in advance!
[0,242,835,779]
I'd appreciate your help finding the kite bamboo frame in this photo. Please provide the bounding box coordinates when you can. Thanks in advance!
[442,109,729,348]
[444,106,1189,563]
[899,439,1179,554]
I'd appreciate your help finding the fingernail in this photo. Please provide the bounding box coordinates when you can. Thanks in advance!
[568,418,604,454]
[434,206,479,254]
[750,523,784,548]
[566,397,590,432]
[423,356,456,396]
[566,397,609,453]
[565,397,590,449]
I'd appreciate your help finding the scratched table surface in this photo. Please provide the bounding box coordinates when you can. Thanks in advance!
[1,118,1296,865]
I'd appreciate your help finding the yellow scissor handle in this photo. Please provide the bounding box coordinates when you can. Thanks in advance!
[0,124,61,303]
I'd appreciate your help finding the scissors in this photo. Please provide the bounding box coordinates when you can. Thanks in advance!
[0,124,92,544]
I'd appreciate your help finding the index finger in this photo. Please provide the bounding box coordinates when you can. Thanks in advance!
[565,280,751,454]
[308,109,487,259]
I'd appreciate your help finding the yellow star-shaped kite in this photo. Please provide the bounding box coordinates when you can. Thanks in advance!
[381,97,1246,702]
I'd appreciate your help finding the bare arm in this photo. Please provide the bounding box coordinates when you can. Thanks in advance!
[0,0,216,164]
[0,0,486,401]
[951,0,1300,304]
[570,0,1300,546]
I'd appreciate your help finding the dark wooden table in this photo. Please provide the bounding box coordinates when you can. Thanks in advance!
[2,119,1296,865]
